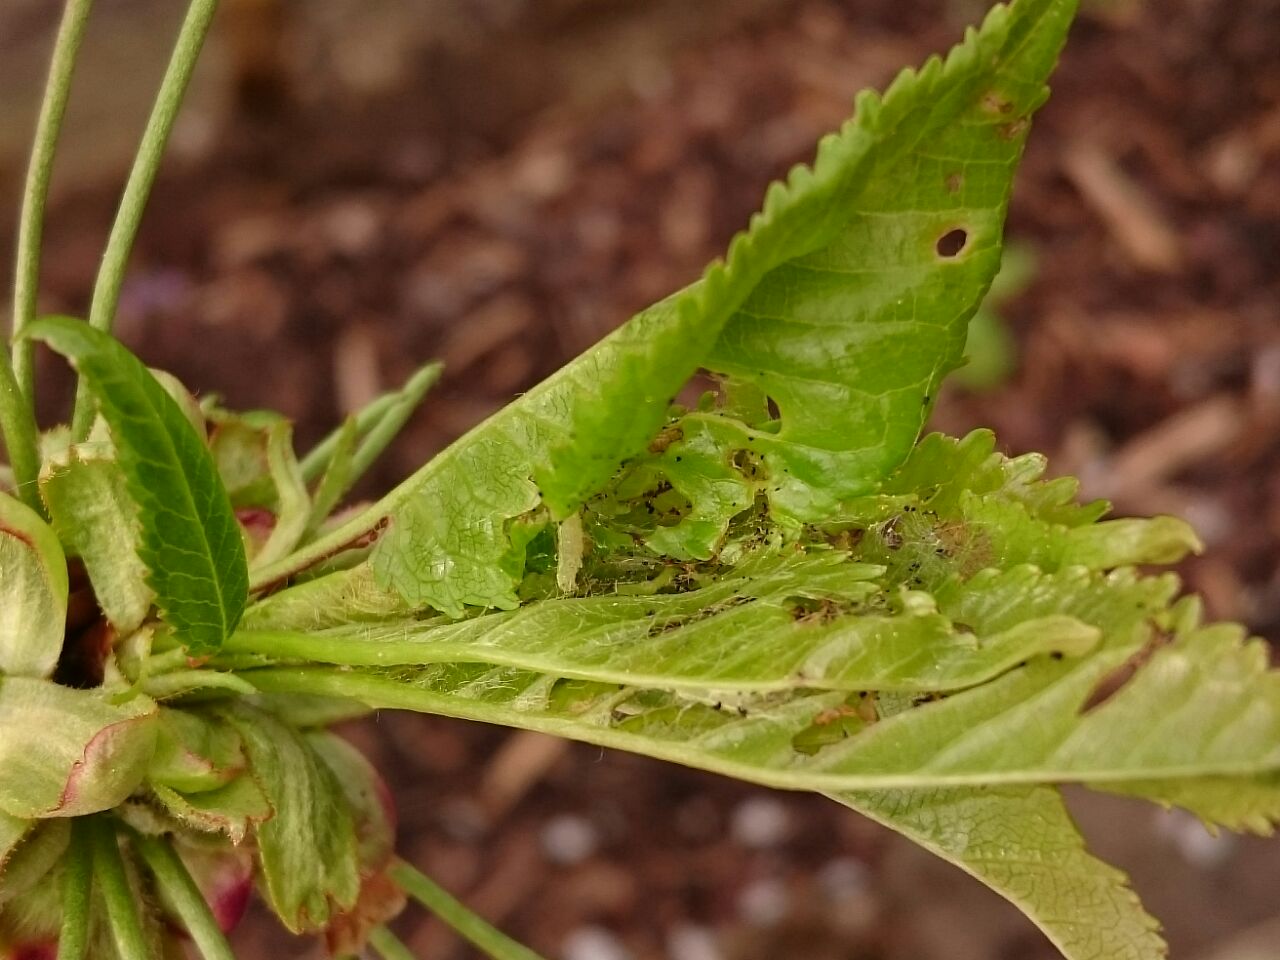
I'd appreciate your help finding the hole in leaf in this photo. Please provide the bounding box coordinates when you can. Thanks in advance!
[935,228,969,258]
[766,396,781,420]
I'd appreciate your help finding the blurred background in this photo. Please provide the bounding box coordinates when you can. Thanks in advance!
[2,0,1278,957]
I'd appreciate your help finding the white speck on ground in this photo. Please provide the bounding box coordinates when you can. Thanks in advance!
[563,926,634,960]
[541,813,599,865]
[730,795,791,848]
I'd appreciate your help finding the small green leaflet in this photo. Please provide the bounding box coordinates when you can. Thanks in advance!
[220,704,361,932]
[0,491,67,678]
[27,317,248,653]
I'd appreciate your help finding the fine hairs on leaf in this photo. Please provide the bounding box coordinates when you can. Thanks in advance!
[1,1,1277,960]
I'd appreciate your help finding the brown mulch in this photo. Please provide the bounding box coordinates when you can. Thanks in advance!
[3,0,1278,957]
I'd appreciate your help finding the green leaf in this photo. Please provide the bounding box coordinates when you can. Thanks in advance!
[306,731,395,872]
[0,490,67,678]
[0,819,69,905]
[335,0,1078,616]
[27,317,248,653]
[228,552,1099,694]
[207,408,281,507]
[0,811,32,877]
[835,787,1167,960]
[243,570,1280,794]
[250,422,310,569]
[0,677,158,818]
[220,704,361,932]
[147,706,247,794]
[1101,774,1280,836]
[40,448,154,635]
[151,776,271,845]
[306,414,359,532]
[0,822,70,952]
[241,563,414,632]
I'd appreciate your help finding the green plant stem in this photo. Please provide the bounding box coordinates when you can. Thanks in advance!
[248,499,387,592]
[368,927,418,960]
[298,361,442,484]
[300,403,390,484]
[89,816,151,960]
[389,860,547,960]
[132,831,237,960]
[0,360,44,515]
[347,362,442,481]
[11,0,95,400]
[142,668,256,698]
[56,817,94,960]
[71,0,218,439]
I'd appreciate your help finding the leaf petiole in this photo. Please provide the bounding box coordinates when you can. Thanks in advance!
[299,361,442,485]
[389,859,548,960]
[12,0,95,397]
[368,927,418,960]
[55,817,94,960]
[131,830,238,960]
[90,815,152,960]
[72,0,219,439]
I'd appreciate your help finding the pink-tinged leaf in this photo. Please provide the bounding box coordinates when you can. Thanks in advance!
[0,678,157,819]
[325,870,407,958]
[147,707,247,794]
[0,492,68,679]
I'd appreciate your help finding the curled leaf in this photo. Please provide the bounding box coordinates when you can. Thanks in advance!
[0,492,68,679]
[0,677,157,819]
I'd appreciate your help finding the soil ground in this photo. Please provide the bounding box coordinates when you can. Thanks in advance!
[1,1,1278,957]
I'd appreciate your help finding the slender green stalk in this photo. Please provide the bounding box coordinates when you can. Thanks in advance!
[305,415,358,530]
[248,498,387,592]
[0,360,44,515]
[388,860,547,960]
[71,0,218,439]
[56,817,94,960]
[368,926,419,960]
[132,831,237,960]
[347,362,442,482]
[299,361,443,485]
[300,397,395,484]
[12,0,95,398]
[89,816,151,960]
[142,668,256,698]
